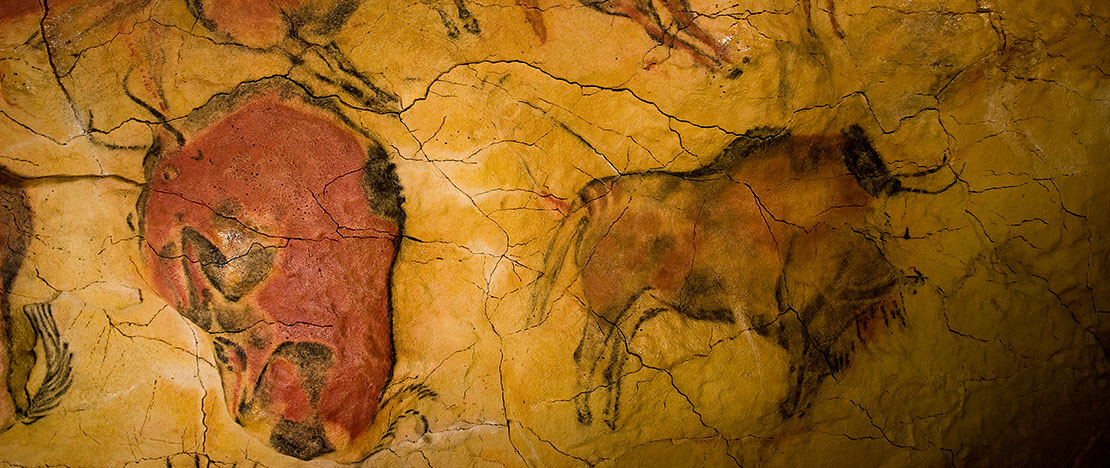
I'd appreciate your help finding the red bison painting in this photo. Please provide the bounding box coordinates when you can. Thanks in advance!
[139,81,404,460]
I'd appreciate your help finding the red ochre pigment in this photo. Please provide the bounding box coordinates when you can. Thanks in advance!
[142,93,398,459]
[0,0,41,21]
[533,128,908,428]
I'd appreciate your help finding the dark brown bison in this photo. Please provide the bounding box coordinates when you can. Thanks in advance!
[529,125,949,429]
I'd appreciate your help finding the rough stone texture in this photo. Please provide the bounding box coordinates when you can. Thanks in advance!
[0,0,1107,466]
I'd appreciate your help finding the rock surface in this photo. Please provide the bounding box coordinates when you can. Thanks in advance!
[0,0,1107,466]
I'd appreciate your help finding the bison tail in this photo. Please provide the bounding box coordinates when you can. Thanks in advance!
[527,178,614,328]
[526,211,591,329]
[18,303,73,423]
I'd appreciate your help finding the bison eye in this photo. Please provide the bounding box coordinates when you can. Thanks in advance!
[181,226,277,302]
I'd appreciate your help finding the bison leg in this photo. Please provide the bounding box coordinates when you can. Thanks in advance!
[773,225,904,416]
[572,310,608,426]
[578,287,674,429]
[571,305,645,428]
[284,41,400,113]
[658,0,729,61]
[600,304,670,429]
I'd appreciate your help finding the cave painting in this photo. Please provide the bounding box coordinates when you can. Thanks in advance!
[433,0,482,38]
[802,0,845,38]
[1,169,73,432]
[578,0,731,66]
[139,82,405,460]
[187,0,399,111]
[531,125,953,429]
[40,0,398,114]
[0,168,28,431]
[551,0,844,67]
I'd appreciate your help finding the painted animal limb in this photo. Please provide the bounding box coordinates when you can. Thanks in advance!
[776,285,905,416]
[801,0,845,38]
[772,296,831,417]
[581,0,727,66]
[773,227,904,416]
[286,41,401,113]
[528,215,592,328]
[431,0,482,38]
[18,303,73,422]
[365,382,439,457]
[573,288,670,429]
[571,310,607,426]
[621,3,721,66]
[656,0,729,60]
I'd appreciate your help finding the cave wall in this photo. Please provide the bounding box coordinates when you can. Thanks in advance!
[0,0,1107,466]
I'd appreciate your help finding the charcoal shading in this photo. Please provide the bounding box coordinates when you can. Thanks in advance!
[18,303,74,422]
[40,0,399,117]
[802,0,845,38]
[543,0,845,67]
[576,0,731,66]
[138,79,405,460]
[530,125,950,429]
[185,0,400,112]
[1,170,74,430]
[435,0,482,38]
[364,382,439,457]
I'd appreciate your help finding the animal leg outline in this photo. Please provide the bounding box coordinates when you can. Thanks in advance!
[574,287,672,429]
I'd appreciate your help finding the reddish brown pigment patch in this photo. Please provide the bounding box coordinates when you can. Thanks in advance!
[538,191,570,216]
[534,126,911,428]
[264,359,311,422]
[142,93,398,459]
[201,0,291,48]
[854,295,905,344]
[0,0,42,21]
[517,0,547,43]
